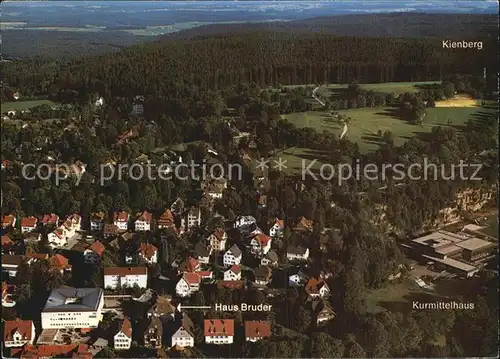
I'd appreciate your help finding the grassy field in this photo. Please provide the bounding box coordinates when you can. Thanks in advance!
[365,279,424,313]
[318,81,441,98]
[2,99,55,113]
[270,147,327,174]
[282,103,495,154]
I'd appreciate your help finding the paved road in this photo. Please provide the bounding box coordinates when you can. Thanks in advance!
[312,86,326,107]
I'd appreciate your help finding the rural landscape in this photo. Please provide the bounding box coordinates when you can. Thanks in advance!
[1,1,498,359]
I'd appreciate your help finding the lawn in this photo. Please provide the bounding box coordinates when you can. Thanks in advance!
[270,147,327,174]
[365,279,424,313]
[2,99,55,113]
[282,104,494,154]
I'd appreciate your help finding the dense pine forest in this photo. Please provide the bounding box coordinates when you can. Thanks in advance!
[3,30,497,101]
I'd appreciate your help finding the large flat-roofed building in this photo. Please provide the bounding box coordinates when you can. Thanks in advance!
[454,238,497,262]
[411,231,470,259]
[41,287,104,329]
[423,255,480,278]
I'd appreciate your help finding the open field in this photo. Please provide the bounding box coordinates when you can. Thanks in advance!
[283,101,496,153]
[435,94,480,107]
[365,279,424,313]
[2,99,55,113]
[270,147,327,174]
[318,81,441,98]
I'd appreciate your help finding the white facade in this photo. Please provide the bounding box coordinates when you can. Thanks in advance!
[21,225,36,233]
[208,232,227,252]
[41,307,103,329]
[234,216,256,229]
[135,219,151,232]
[205,335,233,345]
[114,331,132,350]
[289,272,308,286]
[286,248,310,261]
[104,273,148,290]
[250,237,271,256]
[175,277,199,298]
[3,323,35,348]
[90,220,104,231]
[223,251,242,267]
[224,268,241,281]
[114,214,129,231]
[172,328,194,347]
[186,209,201,229]
[269,223,284,238]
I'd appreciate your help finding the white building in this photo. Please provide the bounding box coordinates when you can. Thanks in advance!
[261,250,279,267]
[244,321,271,342]
[289,270,308,287]
[114,317,132,350]
[135,211,152,232]
[249,233,272,257]
[171,314,195,348]
[47,216,80,249]
[41,287,104,329]
[204,319,234,344]
[234,216,256,229]
[113,212,130,231]
[223,245,242,267]
[305,278,330,299]
[286,246,309,261]
[104,267,148,290]
[194,242,211,264]
[224,265,241,281]
[20,216,38,233]
[3,320,35,348]
[186,207,201,229]
[175,273,201,297]
[269,218,284,238]
[208,229,227,252]
[90,212,106,231]
[138,243,158,264]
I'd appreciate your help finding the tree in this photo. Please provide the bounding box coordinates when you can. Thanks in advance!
[310,332,345,358]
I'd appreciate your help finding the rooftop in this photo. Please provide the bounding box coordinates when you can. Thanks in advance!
[454,237,497,251]
[412,230,470,248]
[43,288,103,313]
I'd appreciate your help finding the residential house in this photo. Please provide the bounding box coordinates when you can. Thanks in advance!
[286,245,310,261]
[157,209,174,229]
[305,278,330,299]
[204,319,234,344]
[48,254,72,274]
[113,317,132,350]
[104,267,148,290]
[253,265,272,285]
[144,316,163,349]
[84,241,105,264]
[260,250,279,267]
[311,300,336,325]
[3,320,35,347]
[289,269,309,287]
[208,228,227,252]
[249,233,272,256]
[185,207,201,229]
[138,243,158,264]
[135,211,152,232]
[202,179,227,199]
[223,245,242,267]
[244,321,271,342]
[179,256,200,273]
[234,216,256,229]
[131,102,144,116]
[66,214,82,231]
[194,243,211,264]
[2,235,15,254]
[293,217,313,233]
[171,313,195,348]
[113,212,130,231]
[223,265,241,281]
[2,281,16,307]
[170,197,185,215]
[175,273,201,297]
[103,224,121,238]
[2,214,16,229]
[20,216,38,233]
[2,255,31,278]
[90,212,106,231]
[269,218,285,238]
[16,344,91,359]
[147,296,176,320]
[23,232,42,244]
[41,213,59,227]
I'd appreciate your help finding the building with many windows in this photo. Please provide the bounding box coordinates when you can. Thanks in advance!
[104,267,148,290]
[204,319,234,344]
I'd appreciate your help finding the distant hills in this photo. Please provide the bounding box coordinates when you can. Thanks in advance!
[3,13,497,59]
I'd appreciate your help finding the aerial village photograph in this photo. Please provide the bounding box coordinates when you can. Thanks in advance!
[1,0,498,358]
